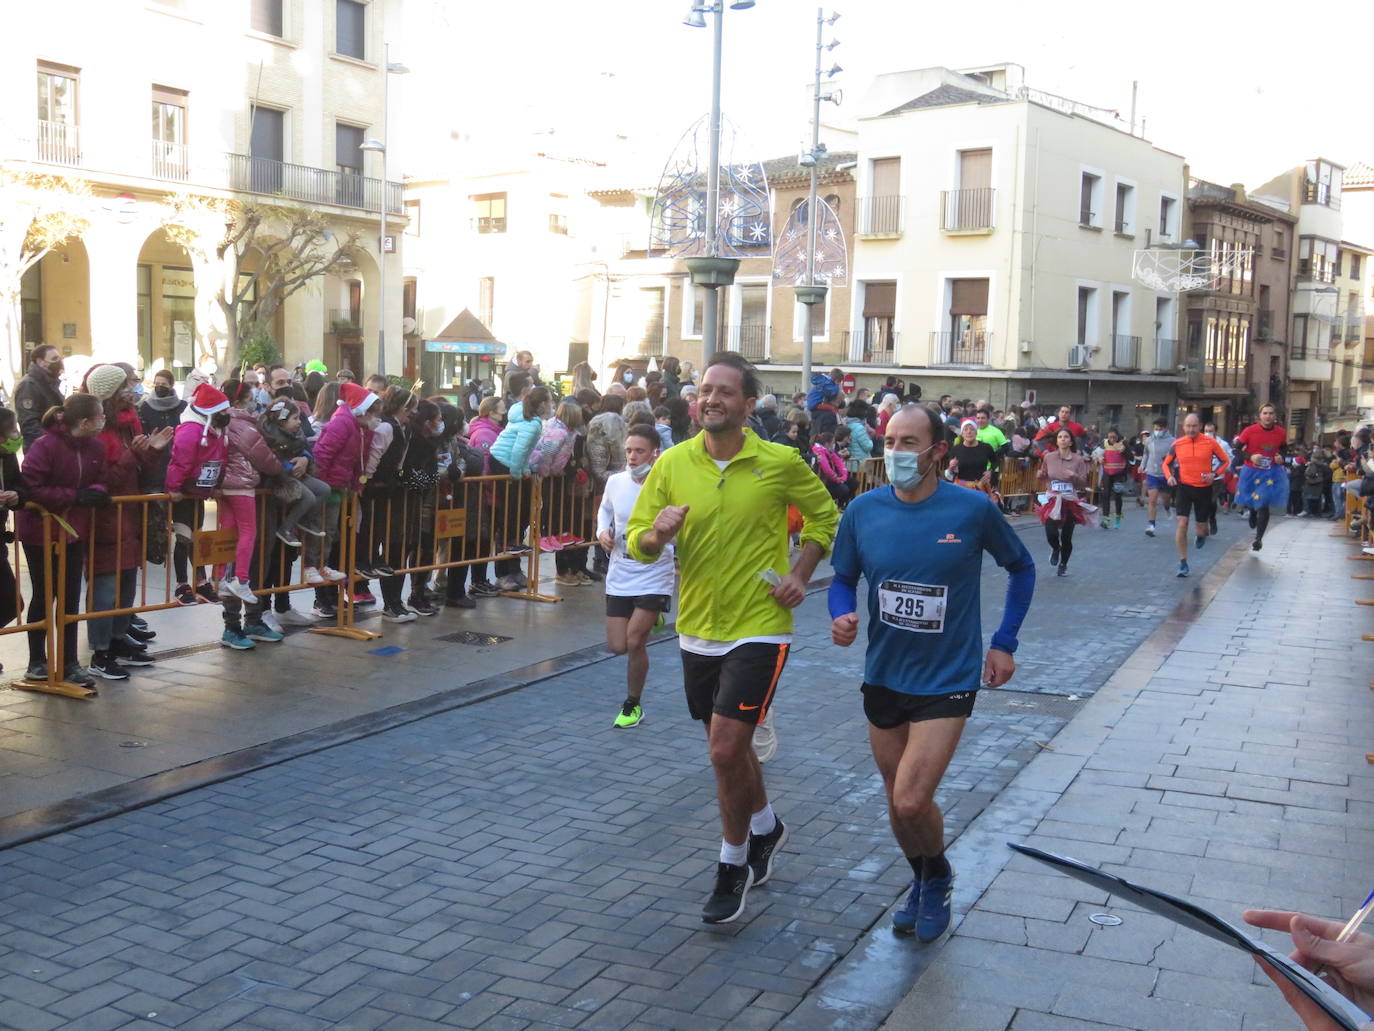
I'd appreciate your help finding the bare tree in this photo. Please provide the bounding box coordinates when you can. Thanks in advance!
[165,195,359,369]
[0,168,91,391]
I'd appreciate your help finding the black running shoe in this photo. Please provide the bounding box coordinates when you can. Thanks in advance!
[702,862,753,924]
[1251,538,1262,551]
[127,625,156,643]
[747,820,789,887]
[90,652,130,681]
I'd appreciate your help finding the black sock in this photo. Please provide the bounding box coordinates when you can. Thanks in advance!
[906,855,923,880]
[1255,506,1270,542]
[921,853,951,880]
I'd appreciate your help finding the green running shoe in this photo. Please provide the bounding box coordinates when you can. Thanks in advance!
[613,699,643,728]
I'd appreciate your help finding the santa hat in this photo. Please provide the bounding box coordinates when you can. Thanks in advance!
[190,382,229,442]
[84,364,128,402]
[961,418,978,433]
[338,382,378,417]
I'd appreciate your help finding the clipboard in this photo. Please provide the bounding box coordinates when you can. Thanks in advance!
[1009,843,1372,1031]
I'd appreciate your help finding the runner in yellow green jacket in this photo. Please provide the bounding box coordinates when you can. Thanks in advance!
[627,352,839,924]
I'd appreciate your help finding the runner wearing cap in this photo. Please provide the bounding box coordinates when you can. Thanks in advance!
[829,404,1035,940]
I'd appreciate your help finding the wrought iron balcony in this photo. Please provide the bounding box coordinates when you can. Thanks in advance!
[726,323,768,361]
[151,139,189,181]
[940,188,995,231]
[36,120,80,165]
[841,330,897,365]
[1152,337,1178,373]
[857,196,903,236]
[476,216,507,234]
[930,331,989,365]
[226,153,402,215]
[1110,334,1141,372]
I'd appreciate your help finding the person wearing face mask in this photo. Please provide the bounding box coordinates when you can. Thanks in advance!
[17,393,112,689]
[596,426,675,729]
[828,404,1034,942]
[300,381,374,613]
[15,345,67,451]
[1140,417,1176,536]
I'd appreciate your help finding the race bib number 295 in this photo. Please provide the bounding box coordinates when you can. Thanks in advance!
[878,579,947,634]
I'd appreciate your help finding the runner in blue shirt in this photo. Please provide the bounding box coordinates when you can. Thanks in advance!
[829,404,1035,941]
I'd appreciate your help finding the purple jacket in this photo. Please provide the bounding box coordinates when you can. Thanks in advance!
[16,423,107,545]
[164,417,228,498]
[313,405,367,491]
[222,408,284,490]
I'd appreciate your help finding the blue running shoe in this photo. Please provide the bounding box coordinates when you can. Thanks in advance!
[243,622,284,643]
[220,629,256,650]
[1195,534,1206,550]
[916,873,954,942]
[1176,560,1190,578]
[892,879,921,935]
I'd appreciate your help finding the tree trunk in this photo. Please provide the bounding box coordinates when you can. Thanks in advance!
[1,285,24,397]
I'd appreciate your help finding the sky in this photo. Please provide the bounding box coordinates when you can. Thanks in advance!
[399,0,1372,189]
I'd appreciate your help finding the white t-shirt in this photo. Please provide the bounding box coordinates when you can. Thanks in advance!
[598,470,676,598]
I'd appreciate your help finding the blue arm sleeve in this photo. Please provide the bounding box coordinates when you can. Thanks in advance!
[990,556,1034,654]
[828,573,858,620]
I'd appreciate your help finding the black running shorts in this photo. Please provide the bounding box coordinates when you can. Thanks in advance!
[862,683,978,729]
[681,641,789,726]
[1174,483,1215,522]
[605,593,671,619]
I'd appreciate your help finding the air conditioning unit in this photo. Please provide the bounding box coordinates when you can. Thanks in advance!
[1067,345,1089,370]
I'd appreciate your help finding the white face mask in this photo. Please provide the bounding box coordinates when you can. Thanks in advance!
[885,443,937,490]
[629,461,652,481]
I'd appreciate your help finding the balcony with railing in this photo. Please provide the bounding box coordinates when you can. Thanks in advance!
[151,140,189,181]
[1109,334,1141,372]
[1152,337,1178,373]
[328,310,363,340]
[857,196,903,236]
[1342,385,1359,411]
[475,216,507,234]
[939,188,995,232]
[36,120,80,165]
[226,153,402,215]
[841,330,897,365]
[1345,318,1365,344]
[930,331,989,365]
[1290,339,1334,382]
[727,323,768,361]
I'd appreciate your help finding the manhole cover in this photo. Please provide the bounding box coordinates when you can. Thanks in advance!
[436,631,513,647]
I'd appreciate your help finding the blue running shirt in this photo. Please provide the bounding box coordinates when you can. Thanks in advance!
[829,481,1034,696]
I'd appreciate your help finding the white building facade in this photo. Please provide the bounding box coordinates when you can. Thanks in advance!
[4,0,406,385]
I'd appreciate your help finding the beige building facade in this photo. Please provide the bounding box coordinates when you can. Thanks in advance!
[4,0,405,386]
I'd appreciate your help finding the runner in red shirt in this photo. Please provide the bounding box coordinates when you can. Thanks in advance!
[1233,403,1287,552]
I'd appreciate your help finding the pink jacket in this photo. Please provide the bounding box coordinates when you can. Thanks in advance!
[165,415,228,498]
[467,415,501,474]
[222,408,284,491]
[811,443,847,484]
[313,405,367,491]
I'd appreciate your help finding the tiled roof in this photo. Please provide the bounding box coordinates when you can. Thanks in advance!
[762,151,858,183]
[883,84,995,116]
[1346,161,1374,187]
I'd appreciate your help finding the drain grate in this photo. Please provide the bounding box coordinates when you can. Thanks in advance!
[436,631,513,647]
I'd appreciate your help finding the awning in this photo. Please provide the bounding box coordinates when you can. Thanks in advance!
[424,308,506,356]
[424,340,504,355]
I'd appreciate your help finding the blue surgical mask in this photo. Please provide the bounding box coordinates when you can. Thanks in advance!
[885,444,937,490]
[629,461,652,481]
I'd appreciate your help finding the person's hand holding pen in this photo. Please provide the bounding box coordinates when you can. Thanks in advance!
[1243,907,1374,1030]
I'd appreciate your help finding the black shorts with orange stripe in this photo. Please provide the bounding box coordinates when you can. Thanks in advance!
[681,642,789,726]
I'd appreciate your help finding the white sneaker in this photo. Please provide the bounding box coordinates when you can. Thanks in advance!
[260,610,283,635]
[302,566,326,585]
[753,708,778,764]
[223,577,258,605]
[216,578,235,599]
[277,607,317,626]
[1363,545,1374,556]
[382,605,417,623]
[322,566,348,582]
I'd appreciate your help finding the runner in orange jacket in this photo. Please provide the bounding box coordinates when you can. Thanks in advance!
[1162,413,1231,577]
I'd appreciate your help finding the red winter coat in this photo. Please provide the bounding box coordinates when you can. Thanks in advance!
[221,408,285,490]
[90,409,159,573]
[16,423,107,546]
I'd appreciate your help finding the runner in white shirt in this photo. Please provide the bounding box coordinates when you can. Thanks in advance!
[598,425,676,728]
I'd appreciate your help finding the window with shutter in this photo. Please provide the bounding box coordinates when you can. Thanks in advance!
[336,0,365,59]
[251,0,283,36]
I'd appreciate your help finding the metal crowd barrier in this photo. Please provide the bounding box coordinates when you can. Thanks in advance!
[5,471,576,699]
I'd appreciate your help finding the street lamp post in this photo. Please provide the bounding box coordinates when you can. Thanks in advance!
[683,0,755,365]
[359,45,408,379]
[794,8,840,395]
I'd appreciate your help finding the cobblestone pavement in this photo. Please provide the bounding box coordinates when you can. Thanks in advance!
[0,502,1282,1030]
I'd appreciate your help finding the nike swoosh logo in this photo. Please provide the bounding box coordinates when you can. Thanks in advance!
[739,703,760,711]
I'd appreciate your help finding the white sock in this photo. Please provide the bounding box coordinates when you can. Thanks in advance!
[750,804,776,837]
[720,839,748,866]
